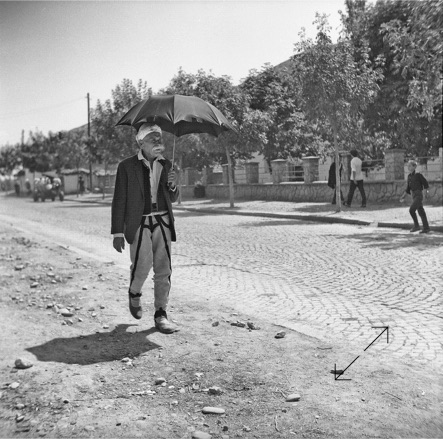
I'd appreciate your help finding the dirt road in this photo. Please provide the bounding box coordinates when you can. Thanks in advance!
[0,196,442,438]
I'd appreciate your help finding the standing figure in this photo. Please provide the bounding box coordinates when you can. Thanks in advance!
[78,175,85,195]
[327,158,344,205]
[111,123,180,333]
[400,160,430,233]
[343,149,366,208]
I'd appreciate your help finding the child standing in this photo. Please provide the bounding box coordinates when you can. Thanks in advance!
[399,160,431,233]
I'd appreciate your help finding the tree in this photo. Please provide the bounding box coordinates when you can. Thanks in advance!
[291,13,382,211]
[163,69,253,207]
[92,78,151,169]
[0,144,21,175]
[341,0,442,156]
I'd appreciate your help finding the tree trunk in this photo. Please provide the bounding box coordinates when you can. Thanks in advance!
[332,120,341,212]
[225,146,235,208]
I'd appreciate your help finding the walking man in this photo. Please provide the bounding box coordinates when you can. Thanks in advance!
[399,160,430,233]
[111,123,180,333]
[343,149,366,208]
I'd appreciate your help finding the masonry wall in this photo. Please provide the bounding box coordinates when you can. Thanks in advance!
[180,180,442,205]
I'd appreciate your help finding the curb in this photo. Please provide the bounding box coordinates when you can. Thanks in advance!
[63,197,443,233]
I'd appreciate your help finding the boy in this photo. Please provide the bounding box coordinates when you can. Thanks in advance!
[111,123,180,333]
[399,160,430,233]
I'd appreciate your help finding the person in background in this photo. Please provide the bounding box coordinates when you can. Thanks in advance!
[111,123,180,333]
[399,160,431,234]
[25,179,31,196]
[78,175,85,196]
[327,157,344,205]
[343,149,366,208]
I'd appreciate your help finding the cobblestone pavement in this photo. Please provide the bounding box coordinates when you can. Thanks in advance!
[2,194,442,368]
[172,212,442,366]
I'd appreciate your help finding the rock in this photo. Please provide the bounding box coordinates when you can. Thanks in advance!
[179,388,186,394]
[14,265,25,271]
[16,415,25,422]
[202,407,225,414]
[243,426,251,432]
[82,285,88,290]
[155,377,166,385]
[208,386,223,395]
[60,308,73,317]
[121,357,131,363]
[78,318,83,322]
[212,321,219,327]
[100,305,105,309]
[30,282,39,288]
[103,325,109,329]
[15,358,33,369]
[84,426,95,432]
[9,382,20,389]
[192,431,212,439]
[247,322,260,330]
[286,393,301,402]
[91,312,97,318]
[15,403,25,409]
[275,331,286,339]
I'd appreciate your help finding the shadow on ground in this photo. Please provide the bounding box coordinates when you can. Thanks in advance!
[26,324,160,365]
[333,229,443,251]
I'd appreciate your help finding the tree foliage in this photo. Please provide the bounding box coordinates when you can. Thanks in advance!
[341,0,442,156]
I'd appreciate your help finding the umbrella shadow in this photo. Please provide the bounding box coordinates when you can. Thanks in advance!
[26,324,160,365]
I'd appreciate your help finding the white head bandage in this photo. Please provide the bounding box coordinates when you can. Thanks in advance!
[136,123,162,144]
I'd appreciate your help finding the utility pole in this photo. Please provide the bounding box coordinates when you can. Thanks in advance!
[87,92,93,191]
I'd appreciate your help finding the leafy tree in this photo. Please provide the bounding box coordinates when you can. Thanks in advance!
[341,0,442,156]
[92,78,151,168]
[291,13,382,211]
[162,69,253,207]
[0,144,22,174]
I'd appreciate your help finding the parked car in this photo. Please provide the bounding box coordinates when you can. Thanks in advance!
[33,175,64,202]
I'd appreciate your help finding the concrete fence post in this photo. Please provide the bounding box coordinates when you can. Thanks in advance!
[302,156,319,183]
[385,149,405,180]
[270,159,287,184]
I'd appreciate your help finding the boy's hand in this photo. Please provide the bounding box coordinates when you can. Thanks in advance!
[113,237,125,253]
[168,169,177,188]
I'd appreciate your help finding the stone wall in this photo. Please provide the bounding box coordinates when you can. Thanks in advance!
[180,180,442,205]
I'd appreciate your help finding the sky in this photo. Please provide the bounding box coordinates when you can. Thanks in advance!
[0,0,345,146]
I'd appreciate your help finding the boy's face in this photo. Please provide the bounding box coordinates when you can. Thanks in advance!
[408,163,416,173]
[140,132,164,160]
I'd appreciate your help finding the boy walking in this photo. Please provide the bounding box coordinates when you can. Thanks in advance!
[111,123,180,333]
[399,160,430,233]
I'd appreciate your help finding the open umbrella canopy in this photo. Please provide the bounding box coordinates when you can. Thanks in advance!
[115,94,238,137]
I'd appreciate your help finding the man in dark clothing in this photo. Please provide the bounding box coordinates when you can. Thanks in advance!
[327,159,344,205]
[399,160,430,233]
[111,123,180,333]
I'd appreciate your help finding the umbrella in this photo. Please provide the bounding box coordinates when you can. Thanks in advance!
[115,94,238,163]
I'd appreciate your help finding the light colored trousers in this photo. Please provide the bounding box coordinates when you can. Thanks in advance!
[129,213,172,311]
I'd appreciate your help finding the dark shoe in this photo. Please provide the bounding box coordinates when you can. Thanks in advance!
[154,308,179,334]
[128,290,142,320]
[420,228,431,234]
[410,226,421,233]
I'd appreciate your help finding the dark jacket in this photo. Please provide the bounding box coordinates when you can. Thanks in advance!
[111,155,179,244]
[327,162,343,189]
[406,171,429,195]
